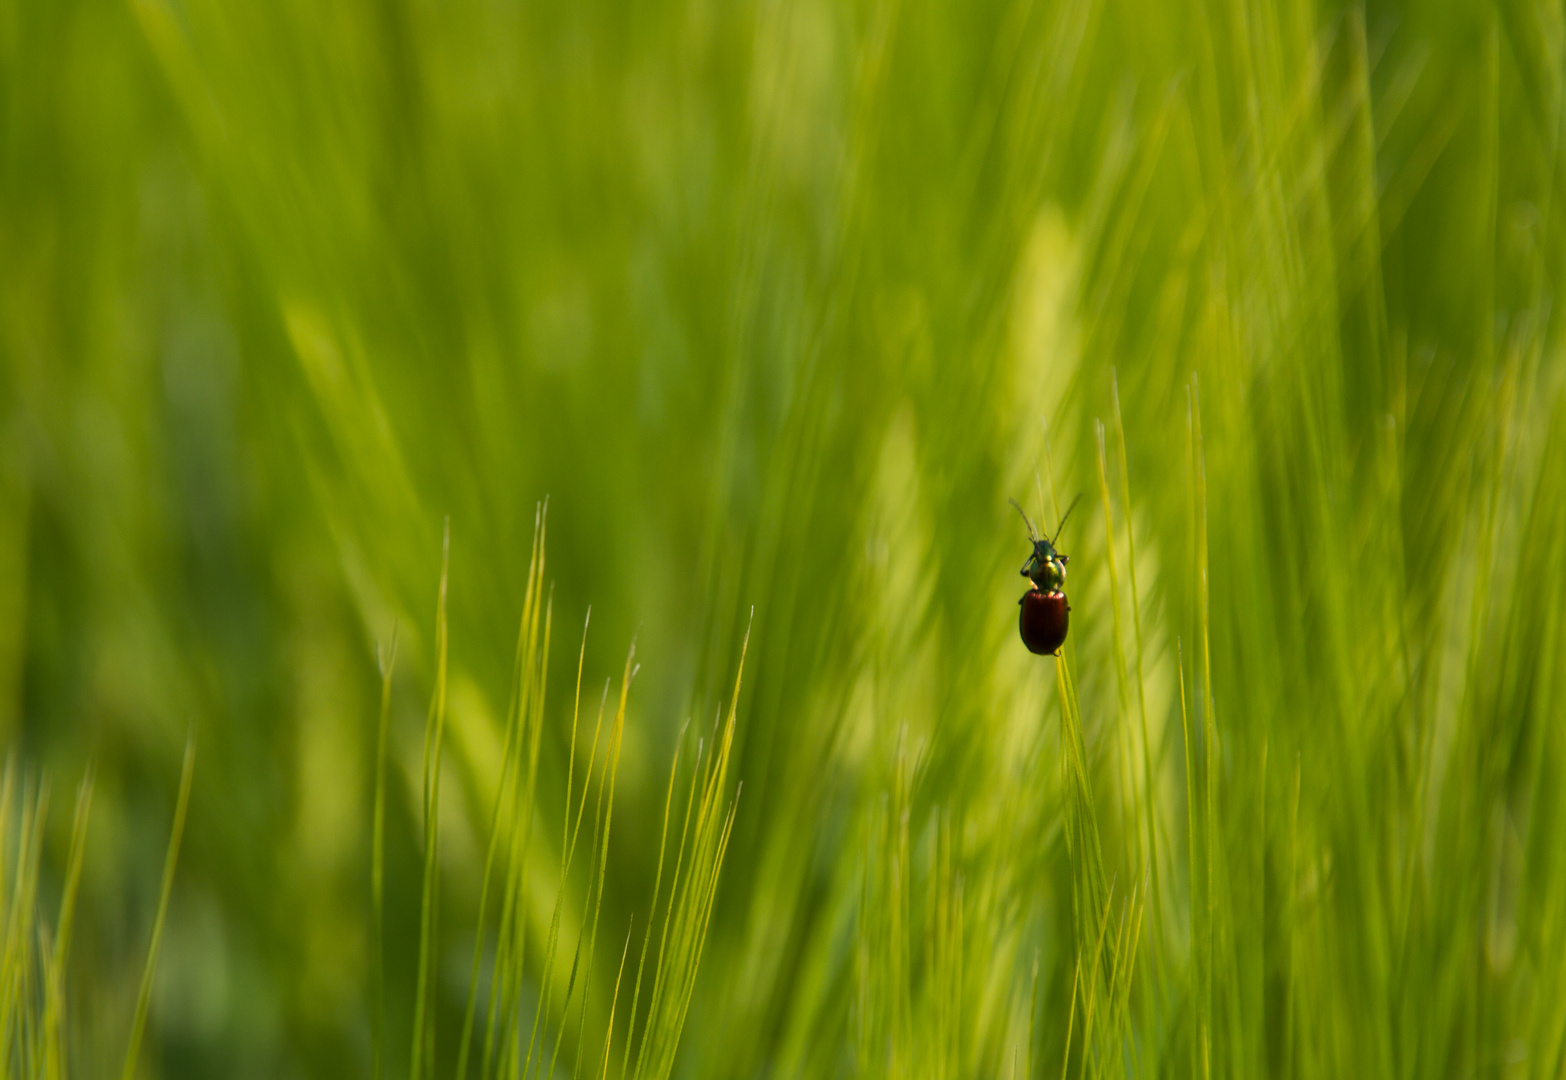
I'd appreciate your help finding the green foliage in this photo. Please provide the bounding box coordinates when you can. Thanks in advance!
[120,737,194,1080]
[0,748,189,1080]
[388,510,743,1080]
[3,0,1566,1076]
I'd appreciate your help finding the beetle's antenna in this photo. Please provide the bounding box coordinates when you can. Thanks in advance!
[1050,495,1082,546]
[1008,499,1040,542]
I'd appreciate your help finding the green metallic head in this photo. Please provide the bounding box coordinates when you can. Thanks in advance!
[1011,496,1078,595]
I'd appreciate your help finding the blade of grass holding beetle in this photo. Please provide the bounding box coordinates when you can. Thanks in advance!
[410,520,452,1080]
[1041,422,1109,964]
[1057,635,1107,951]
[121,733,195,1080]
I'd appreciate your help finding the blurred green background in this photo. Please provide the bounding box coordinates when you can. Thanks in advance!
[3,0,1566,1075]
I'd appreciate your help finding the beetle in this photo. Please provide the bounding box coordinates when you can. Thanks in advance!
[1010,496,1079,656]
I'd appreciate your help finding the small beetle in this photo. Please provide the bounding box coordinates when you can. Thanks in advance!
[1010,496,1079,656]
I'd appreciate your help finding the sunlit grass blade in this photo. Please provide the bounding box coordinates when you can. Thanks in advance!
[596,924,634,1080]
[549,644,634,1080]
[0,764,36,1074]
[120,734,195,1080]
[410,520,452,1080]
[619,718,689,1080]
[630,618,749,1080]
[371,626,398,1080]
[41,766,92,1080]
[520,675,610,1080]
[456,502,547,1080]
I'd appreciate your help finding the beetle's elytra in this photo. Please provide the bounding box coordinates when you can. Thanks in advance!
[1019,588,1070,655]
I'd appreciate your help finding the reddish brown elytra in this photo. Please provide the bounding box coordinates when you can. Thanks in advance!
[1018,588,1070,655]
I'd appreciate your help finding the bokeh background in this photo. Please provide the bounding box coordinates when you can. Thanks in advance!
[4,0,1566,1076]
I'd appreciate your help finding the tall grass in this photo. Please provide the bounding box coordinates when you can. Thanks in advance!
[4,0,1566,1076]
[371,507,745,1080]
[0,743,192,1080]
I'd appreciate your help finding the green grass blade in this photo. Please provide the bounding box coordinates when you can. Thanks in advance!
[410,520,452,1080]
[372,628,398,1080]
[120,734,195,1080]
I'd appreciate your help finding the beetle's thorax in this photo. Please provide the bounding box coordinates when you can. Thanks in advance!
[1025,542,1067,593]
